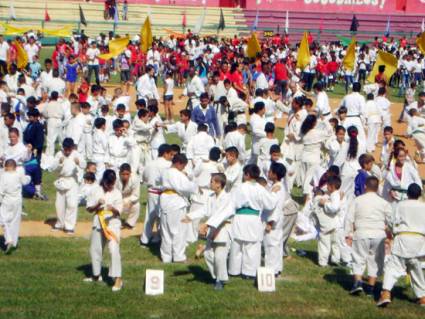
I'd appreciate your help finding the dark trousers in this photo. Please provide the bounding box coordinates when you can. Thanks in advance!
[87,65,100,85]
[0,60,7,77]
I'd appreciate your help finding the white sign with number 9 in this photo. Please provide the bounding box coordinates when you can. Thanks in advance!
[145,269,164,295]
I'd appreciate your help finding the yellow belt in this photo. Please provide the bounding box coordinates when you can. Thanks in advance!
[98,210,118,242]
[397,231,425,237]
[162,189,177,195]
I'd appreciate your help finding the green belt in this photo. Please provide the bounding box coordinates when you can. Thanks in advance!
[392,187,408,194]
[236,207,260,216]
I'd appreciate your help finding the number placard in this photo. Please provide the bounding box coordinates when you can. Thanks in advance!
[263,31,274,37]
[257,267,275,292]
[145,269,164,295]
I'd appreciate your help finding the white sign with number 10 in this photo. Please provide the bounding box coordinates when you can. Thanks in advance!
[145,269,164,295]
[257,267,276,292]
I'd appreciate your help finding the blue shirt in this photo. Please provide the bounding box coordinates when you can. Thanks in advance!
[191,105,220,137]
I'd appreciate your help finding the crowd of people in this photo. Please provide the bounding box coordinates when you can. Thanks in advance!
[0,27,425,306]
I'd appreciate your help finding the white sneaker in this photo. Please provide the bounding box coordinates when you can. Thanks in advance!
[112,279,123,292]
[83,276,103,282]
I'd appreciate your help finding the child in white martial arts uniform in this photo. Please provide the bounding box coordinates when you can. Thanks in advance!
[222,123,248,164]
[92,118,108,181]
[159,154,197,263]
[105,119,135,171]
[313,176,342,267]
[0,159,30,253]
[345,176,392,296]
[380,126,394,165]
[228,164,278,279]
[140,144,173,246]
[407,107,425,163]
[249,102,267,165]
[186,123,216,168]
[257,122,279,170]
[116,163,140,229]
[263,162,289,277]
[85,169,124,292]
[188,147,224,243]
[80,102,94,160]
[377,183,425,307]
[132,108,153,171]
[183,173,234,290]
[223,147,243,193]
[375,87,392,128]
[148,104,166,160]
[51,138,86,233]
[364,93,382,153]
[78,172,96,206]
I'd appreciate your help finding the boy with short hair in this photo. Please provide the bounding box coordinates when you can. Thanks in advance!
[380,126,394,165]
[51,138,86,233]
[354,153,375,196]
[224,147,243,193]
[314,175,342,267]
[0,159,30,253]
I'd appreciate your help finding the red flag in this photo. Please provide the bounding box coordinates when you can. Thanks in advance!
[44,5,51,22]
[396,0,407,11]
[182,11,187,28]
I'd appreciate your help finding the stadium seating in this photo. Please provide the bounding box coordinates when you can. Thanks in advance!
[0,0,246,38]
[242,10,423,42]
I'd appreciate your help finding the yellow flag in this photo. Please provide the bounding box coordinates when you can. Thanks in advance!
[2,23,33,35]
[342,37,356,71]
[13,40,28,69]
[367,50,398,83]
[416,32,425,55]
[140,16,153,53]
[42,26,73,38]
[98,37,130,60]
[296,32,310,70]
[246,32,261,58]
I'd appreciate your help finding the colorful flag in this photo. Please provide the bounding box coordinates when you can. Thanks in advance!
[385,16,391,37]
[141,16,153,53]
[297,32,310,70]
[285,10,289,34]
[252,10,259,31]
[98,36,130,60]
[79,5,87,27]
[9,1,17,20]
[42,26,73,38]
[246,32,261,58]
[396,0,407,11]
[218,8,225,32]
[342,37,356,71]
[367,51,398,83]
[45,4,51,22]
[193,7,206,34]
[350,15,359,32]
[14,40,28,69]
[416,32,425,54]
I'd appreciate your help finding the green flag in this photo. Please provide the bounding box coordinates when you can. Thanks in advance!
[79,5,87,27]
[218,8,225,32]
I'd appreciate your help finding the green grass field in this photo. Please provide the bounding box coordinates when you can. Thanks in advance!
[1,48,423,319]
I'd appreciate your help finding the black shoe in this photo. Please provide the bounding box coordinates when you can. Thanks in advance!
[241,274,255,280]
[214,281,224,291]
[4,243,14,255]
[64,229,75,234]
[364,284,375,297]
[350,281,364,295]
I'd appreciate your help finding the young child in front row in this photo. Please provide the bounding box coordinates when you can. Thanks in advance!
[354,153,375,197]
[0,159,30,254]
[263,162,288,277]
[313,176,342,267]
[183,173,235,290]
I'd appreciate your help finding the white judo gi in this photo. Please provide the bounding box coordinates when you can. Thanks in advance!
[345,192,392,277]
[382,199,425,299]
[0,170,30,247]
[116,174,140,228]
[228,181,278,277]
[159,167,197,263]
[52,150,86,231]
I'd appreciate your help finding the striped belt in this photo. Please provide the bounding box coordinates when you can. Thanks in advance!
[148,188,162,195]
[235,207,260,216]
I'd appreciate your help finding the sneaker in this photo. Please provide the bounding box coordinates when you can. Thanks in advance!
[350,281,364,295]
[214,280,224,291]
[112,278,123,292]
[83,275,103,283]
[364,284,375,297]
[377,290,392,307]
[34,192,48,201]
[4,243,14,255]
[52,226,62,232]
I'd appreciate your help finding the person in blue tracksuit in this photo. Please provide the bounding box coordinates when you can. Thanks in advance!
[191,92,221,138]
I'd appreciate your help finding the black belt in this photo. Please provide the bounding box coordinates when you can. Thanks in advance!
[347,114,360,118]
[322,112,331,116]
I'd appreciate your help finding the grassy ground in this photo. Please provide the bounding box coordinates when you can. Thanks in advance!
[0,238,423,319]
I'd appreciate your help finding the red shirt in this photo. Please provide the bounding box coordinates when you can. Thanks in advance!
[274,62,288,81]
[219,70,231,81]
[272,36,281,46]
[308,34,313,44]
[232,38,240,46]
[229,71,243,89]
[284,35,290,46]
[327,61,339,73]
